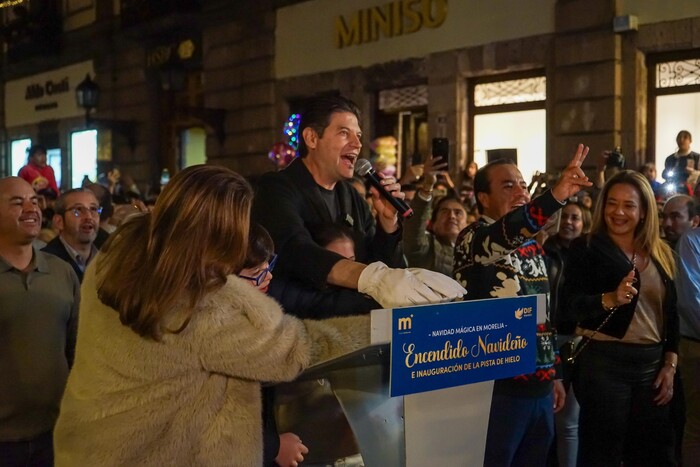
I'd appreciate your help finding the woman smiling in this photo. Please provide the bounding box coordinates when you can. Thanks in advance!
[564,170,678,466]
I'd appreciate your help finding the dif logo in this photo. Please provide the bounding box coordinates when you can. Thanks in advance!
[397,314,414,332]
[514,307,533,320]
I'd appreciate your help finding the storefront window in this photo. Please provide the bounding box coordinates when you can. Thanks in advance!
[47,148,62,188]
[10,138,31,176]
[377,85,429,177]
[474,109,546,186]
[474,77,546,107]
[10,139,62,189]
[656,59,700,88]
[653,58,700,176]
[71,129,97,189]
[471,74,546,185]
[180,127,206,168]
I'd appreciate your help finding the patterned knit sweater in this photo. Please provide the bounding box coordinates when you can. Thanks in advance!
[453,190,563,397]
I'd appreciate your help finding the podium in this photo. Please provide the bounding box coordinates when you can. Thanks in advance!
[270,295,545,466]
[272,343,404,466]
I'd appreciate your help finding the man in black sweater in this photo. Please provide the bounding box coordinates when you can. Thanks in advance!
[453,145,592,466]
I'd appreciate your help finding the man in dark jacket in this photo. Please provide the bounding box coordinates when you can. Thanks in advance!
[42,188,100,282]
[252,95,465,312]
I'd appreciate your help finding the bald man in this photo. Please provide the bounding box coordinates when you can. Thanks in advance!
[0,177,80,467]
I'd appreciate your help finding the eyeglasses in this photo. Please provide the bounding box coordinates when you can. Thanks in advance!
[66,205,103,218]
[239,254,277,286]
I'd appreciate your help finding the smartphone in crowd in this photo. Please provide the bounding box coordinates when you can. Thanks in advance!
[432,137,449,166]
[412,151,424,166]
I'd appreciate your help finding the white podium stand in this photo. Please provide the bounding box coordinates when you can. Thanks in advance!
[271,295,546,466]
[371,308,493,467]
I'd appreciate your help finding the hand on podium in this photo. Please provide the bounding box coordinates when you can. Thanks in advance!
[275,432,308,467]
[358,262,467,308]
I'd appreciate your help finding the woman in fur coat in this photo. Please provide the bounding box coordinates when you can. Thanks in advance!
[53,165,370,466]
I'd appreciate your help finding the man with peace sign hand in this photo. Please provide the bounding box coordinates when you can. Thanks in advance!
[453,144,592,467]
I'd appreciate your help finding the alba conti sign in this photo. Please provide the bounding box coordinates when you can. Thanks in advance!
[5,61,94,127]
[25,78,70,101]
[334,0,447,48]
[390,295,542,397]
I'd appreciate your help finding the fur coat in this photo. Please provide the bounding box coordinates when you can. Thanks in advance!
[53,262,369,466]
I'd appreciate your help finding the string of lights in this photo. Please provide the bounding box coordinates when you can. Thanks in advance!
[0,0,25,9]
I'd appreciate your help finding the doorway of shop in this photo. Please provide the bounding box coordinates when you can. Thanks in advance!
[71,129,97,189]
[474,109,546,185]
[470,74,547,185]
[179,127,206,168]
[654,92,700,176]
[375,110,428,178]
[649,55,700,192]
[375,85,429,179]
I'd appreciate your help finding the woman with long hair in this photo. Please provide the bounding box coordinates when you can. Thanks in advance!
[53,165,369,466]
[543,200,592,467]
[564,170,678,466]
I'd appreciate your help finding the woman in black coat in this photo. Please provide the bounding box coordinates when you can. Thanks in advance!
[564,170,678,467]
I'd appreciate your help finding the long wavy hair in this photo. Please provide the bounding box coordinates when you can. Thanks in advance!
[591,170,675,278]
[96,165,253,340]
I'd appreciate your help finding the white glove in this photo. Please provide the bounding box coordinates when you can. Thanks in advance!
[358,262,467,309]
[407,268,468,300]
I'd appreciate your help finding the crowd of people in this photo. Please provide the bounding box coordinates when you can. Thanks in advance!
[394,131,699,466]
[1,94,699,467]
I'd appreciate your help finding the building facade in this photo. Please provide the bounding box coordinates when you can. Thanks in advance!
[1,0,699,191]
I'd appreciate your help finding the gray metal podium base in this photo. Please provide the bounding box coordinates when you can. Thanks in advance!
[271,344,404,467]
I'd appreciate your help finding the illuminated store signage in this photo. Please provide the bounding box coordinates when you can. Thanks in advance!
[5,61,94,127]
[334,0,447,48]
[25,77,70,101]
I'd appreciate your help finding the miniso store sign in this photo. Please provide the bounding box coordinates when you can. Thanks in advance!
[276,0,556,79]
[5,61,94,127]
[334,0,447,49]
[276,0,450,79]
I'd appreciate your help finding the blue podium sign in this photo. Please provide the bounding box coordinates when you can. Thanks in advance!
[390,295,540,397]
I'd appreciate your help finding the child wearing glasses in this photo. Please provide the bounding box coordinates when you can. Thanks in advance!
[238,223,278,294]
[239,223,368,466]
[239,223,356,293]
[238,223,307,467]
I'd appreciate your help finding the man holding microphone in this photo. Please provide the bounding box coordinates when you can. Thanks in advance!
[253,95,465,313]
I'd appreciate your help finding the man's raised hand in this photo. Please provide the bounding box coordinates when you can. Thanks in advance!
[552,143,593,202]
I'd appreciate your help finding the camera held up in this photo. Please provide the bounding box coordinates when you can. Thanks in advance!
[606,146,626,170]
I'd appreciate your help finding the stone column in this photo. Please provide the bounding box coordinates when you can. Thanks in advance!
[427,50,463,174]
[552,0,623,171]
[203,5,277,176]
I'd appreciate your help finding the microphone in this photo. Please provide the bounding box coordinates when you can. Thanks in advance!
[354,159,413,218]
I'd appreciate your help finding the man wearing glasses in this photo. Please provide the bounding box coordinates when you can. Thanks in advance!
[42,188,101,283]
